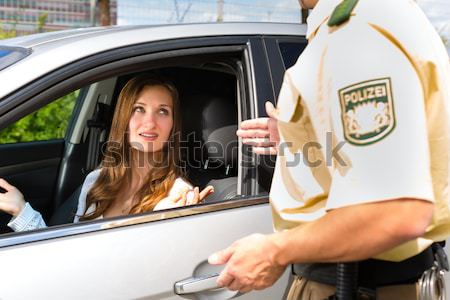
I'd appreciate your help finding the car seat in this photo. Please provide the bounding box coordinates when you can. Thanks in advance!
[182,93,238,203]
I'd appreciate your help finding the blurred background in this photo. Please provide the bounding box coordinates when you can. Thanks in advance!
[0,0,448,53]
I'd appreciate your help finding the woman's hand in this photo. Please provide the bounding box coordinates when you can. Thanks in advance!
[0,178,26,217]
[186,185,214,205]
[153,186,214,211]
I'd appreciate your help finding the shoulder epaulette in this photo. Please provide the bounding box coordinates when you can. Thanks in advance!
[327,0,359,27]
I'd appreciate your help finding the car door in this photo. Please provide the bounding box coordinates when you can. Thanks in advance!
[0,35,291,299]
[0,199,291,299]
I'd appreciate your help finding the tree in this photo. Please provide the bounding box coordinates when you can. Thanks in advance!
[0,91,78,144]
[37,12,48,33]
[173,0,192,23]
[0,27,16,39]
[217,0,224,22]
[99,0,111,26]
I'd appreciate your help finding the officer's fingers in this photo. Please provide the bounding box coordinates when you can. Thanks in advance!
[217,268,235,288]
[228,279,242,291]
[240,285,253,294]
[209,247,234,265]
[236,128,269,139]
[265,101,277,119]
[0,178,14,192]
[268,117,278,131]
[239,118,270,130]
[268,118,280,144]
[242,138,274,147]
[252,146,277,155]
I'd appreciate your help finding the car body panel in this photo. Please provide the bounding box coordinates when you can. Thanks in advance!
[0,201,289,299]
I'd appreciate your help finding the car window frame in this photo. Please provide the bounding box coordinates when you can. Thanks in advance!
[263,35,308,102]
[0,35,274,248]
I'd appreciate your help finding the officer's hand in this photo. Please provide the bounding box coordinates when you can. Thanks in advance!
[208,233,287,293]
[236,102,279,155]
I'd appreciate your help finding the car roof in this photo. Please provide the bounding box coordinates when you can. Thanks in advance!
[0,23,306,99]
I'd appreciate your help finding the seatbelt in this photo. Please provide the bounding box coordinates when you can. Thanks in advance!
[85,102,110,173]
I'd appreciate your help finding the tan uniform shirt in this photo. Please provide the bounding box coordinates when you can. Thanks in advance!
[270,0,450,261]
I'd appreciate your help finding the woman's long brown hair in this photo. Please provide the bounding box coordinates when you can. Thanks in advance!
[80,75,183,220]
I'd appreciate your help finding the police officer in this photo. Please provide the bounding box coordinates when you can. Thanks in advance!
[208,0,450,299]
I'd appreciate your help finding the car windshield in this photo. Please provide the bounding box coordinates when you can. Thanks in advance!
[0,46,30,71]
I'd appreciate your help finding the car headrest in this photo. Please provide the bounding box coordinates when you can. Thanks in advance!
[201,96,238,173]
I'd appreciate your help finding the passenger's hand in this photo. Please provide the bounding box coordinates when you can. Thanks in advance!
[208,233,286,293]
[153,186,214,211]
[0,178,26,217]
[186,185,214,205]
[236,102,279,155]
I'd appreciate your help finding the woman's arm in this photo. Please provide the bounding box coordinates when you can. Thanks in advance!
[0,178,47,232]
[7,202,47,231]
[0,168,102,231]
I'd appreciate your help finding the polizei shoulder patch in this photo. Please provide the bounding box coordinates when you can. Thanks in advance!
[339,78,396,146]
[328,0,359,27]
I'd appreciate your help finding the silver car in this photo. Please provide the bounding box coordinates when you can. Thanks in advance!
[0,23,307,299]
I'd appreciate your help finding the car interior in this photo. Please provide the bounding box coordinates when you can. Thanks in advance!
[50,66,241,226]
[0,51,263,233]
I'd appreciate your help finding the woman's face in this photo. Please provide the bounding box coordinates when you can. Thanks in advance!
[128,85,174,153]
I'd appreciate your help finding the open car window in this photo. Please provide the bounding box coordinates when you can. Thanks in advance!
[0,90,78,144]
[0,41,271,239]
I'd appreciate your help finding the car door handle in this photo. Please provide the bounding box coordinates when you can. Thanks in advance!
[174,273,220,294]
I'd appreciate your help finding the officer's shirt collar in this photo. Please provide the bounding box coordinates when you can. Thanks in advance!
[306,0,342,39]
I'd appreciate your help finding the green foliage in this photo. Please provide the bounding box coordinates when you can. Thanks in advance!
[37,12,48,33]
[0,91,79,144]
[0,26,16,40]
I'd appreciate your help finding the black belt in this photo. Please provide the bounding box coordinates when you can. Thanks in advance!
[292,246,435,289]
